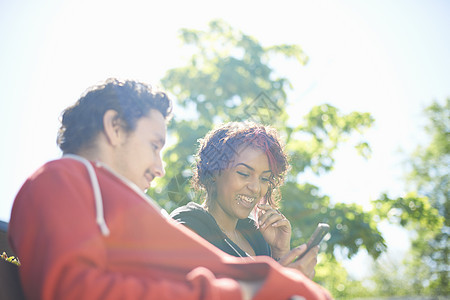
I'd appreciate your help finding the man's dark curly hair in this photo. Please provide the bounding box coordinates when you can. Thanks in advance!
[192,121,290,208]
[57,78,172,154]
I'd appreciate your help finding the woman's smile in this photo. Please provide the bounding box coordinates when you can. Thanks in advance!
[236,194,257,209]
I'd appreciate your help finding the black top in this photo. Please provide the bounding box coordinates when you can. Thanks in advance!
[170,202,271,258]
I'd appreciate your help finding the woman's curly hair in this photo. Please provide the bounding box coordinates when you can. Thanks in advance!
[192,121,290,208]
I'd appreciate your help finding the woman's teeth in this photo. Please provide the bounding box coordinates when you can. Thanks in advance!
[236,195,255,205]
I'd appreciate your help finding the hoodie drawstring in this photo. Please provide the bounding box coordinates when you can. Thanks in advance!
[63,154,110,236]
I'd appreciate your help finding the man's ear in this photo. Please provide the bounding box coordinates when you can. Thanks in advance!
[103,110,124,146]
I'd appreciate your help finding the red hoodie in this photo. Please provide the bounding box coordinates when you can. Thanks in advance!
[9,156,332,300]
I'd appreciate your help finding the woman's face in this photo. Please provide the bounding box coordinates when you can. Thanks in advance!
[212,146,271,221]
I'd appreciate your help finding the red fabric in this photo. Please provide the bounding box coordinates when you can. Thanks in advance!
[9,158,332,300]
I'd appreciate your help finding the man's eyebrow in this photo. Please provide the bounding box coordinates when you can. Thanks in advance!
[235,163,271,173]
[154,134,165,147]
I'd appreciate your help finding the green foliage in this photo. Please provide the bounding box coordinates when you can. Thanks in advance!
[286,104,374,174]
[151,19,395,297]
[314,253,371,299]
[402,99,449,296]
[364,99,449,297]
[406,99,449,215]
[363,246,447,297]
[372,192,443,230]
[368,255,418,297]
[150,19,450,299]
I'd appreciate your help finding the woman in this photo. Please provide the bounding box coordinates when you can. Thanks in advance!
[170,121,318,278]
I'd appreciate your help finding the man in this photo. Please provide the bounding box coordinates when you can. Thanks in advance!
[8,78,332,300]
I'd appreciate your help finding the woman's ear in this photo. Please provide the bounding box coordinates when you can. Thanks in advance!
[103,110,124,146]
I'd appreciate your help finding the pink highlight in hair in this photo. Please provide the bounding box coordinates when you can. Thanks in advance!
[250,128,278,176]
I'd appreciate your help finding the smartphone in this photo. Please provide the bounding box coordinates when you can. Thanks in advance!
[295,223,330,261]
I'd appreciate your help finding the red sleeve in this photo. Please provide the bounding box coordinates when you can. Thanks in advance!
[8,161,242,300]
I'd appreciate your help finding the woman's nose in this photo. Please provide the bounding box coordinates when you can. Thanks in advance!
[247,177,261,195]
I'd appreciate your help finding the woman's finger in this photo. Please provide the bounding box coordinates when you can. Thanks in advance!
[292,246,319,277]
[278,245,319,279]
[258,205,283,221]
[257,204,273,211]
[277,244,307,266]
[270,218,291,229]
[259,210,284,229]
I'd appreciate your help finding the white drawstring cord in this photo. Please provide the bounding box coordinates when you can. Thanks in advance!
[63,154,110,236]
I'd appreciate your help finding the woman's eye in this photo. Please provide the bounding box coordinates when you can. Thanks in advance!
[237,171,249,177]
[261,177,270,183]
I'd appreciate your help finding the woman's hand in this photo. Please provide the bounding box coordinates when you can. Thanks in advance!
[257,204,291,259]
[278,244,319,279]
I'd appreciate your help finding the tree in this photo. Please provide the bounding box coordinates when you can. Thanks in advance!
[404,99,449,295]
[149,19,396,297]
[366,99,448,297]
[368,192,443,297]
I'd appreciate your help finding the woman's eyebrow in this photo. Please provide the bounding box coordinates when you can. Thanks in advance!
[235,163,271,173]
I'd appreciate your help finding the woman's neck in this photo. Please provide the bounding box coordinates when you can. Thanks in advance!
[204,201,239,233]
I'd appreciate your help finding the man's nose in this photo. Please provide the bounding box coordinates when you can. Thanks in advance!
[153,156,165,178]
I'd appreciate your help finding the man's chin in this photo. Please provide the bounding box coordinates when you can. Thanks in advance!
[140,180,151,192]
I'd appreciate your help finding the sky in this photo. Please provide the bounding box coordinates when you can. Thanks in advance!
[1,0,449,280]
